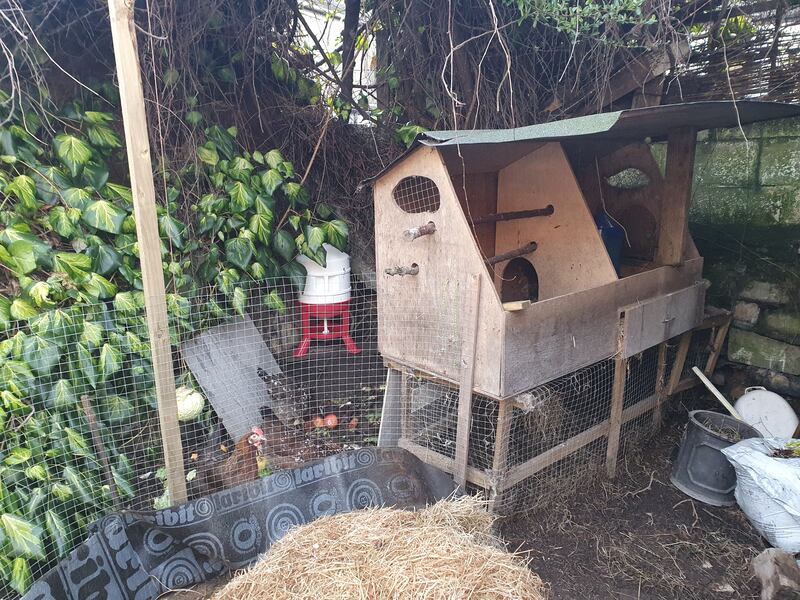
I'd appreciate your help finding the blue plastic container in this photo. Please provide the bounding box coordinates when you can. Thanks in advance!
[596,213,624,274]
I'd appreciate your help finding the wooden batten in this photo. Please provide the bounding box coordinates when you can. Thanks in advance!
[657,128,698,266]
[108,0,187,504]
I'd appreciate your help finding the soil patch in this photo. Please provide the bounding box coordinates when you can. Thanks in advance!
[500,404,765,600]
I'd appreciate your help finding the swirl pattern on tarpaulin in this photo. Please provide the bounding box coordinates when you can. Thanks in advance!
[22,448,455,600]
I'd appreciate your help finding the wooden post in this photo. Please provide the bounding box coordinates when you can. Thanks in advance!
[651,342,668,431]
[487,399,513,511]
[453,274,482,488]
[656,127,697,266]
[107,0,187,504]
[605,355,628,479]
[667,331,693,395]
[704,318,732,377]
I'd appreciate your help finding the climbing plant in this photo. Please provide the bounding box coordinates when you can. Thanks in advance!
[0,93,347,595]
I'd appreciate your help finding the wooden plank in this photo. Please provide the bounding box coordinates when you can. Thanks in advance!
[620,281,706,358]
[704,318,732,377]
[453,274,482,488]
[491,400,513,476]
[374,146,505,397]
[631,75,665,109]
[582,40,689,114]
[377,368,402,447]
[501,393,657,491]
[667,331,693,395]
[398,438,489,489]
[502,300,531,312]
[399,371,411,441]
[182,316,297,437]
[672,376,701,395]
[451,171,498,267]
[605,355,628,479]
[500,256,703,397]
[656,127,698,266]
[574,141,665,263]
[486,399,513,510]
[107,0,186,504]
[495,142,618,301]
[652,342,669,431]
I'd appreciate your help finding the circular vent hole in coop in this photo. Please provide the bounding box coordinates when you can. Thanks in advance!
[501,257,539,303]
[392,176,441,213]
[617,204,657,261]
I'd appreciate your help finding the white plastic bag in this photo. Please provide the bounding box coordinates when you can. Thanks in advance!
[721,438,800,553]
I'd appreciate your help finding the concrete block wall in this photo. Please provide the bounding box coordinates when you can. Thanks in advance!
[653,116,800,383]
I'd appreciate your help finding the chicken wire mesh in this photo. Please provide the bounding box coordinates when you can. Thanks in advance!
[0,274,383,596]
[399,337,712,517]
[1,261,724,595]
[390,175,442,214]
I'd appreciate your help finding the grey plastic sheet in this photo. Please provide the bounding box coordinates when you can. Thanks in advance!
[23,448,455,600]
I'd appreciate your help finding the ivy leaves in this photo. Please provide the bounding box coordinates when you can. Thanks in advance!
[53,135,92,178]
[82,200,126,234]
[0,513,45,564]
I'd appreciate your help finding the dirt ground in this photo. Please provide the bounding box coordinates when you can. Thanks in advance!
[170,394,769,600]
[500,397,767,600]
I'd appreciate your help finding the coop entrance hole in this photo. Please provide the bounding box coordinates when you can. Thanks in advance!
[500,258,539,303]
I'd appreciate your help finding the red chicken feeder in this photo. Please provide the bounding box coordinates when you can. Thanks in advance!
[293,244,360,358]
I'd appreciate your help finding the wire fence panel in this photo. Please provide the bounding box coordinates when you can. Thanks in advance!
[1,267,719,596]
[0,274,383,596]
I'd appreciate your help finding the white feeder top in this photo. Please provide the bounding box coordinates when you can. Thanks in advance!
[295,243,352,304]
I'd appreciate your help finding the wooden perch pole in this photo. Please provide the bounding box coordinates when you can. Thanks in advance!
[471,205,554,225]
[404,221,437,241]
[385,264,419,276]
[108,0,187,504]
[485,242,538,266]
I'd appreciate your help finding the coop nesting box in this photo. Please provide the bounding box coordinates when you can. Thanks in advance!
[371,101,800,400]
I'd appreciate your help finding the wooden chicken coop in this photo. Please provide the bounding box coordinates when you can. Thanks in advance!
[371,101,800,510]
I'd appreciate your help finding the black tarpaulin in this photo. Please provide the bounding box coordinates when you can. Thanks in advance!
[23,448,456,600]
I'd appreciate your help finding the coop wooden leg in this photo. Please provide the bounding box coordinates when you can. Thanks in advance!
[487,399,513,511]
[454,274,482,489]
[667,331,692,395]
[652,343,668,431]
[605,355,628,479]
[704,318,732,377]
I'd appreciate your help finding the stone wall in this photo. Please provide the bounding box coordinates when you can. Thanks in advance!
[691,117,800,227]
[654,118,800,386]
[729,281,800,378]
[654,116,800,390]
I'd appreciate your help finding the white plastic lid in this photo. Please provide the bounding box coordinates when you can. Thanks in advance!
[733,387,799,438]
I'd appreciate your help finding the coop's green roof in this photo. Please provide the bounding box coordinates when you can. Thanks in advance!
[421,101,800,146]
[369,100,800,181]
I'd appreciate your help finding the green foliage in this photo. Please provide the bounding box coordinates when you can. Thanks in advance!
[502,0,655,40]
[0,102,349,594]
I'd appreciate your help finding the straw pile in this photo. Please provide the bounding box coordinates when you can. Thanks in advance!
[213,496,547,600]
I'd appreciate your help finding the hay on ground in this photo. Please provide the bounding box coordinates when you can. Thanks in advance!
[213,496,547,600]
